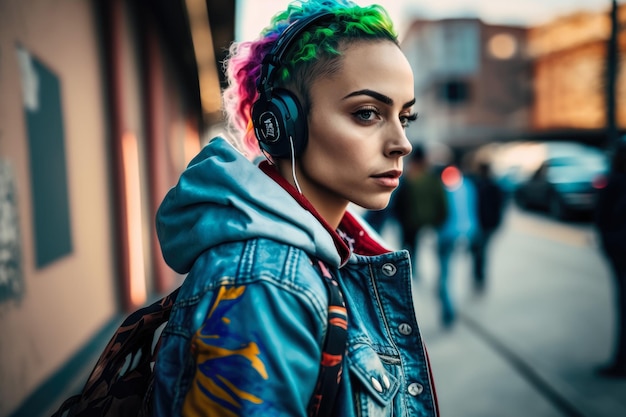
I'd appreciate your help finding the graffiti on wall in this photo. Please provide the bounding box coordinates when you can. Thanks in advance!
[0,160,23,303]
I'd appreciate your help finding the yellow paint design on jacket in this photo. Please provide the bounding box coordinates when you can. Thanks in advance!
[182,285,269,416]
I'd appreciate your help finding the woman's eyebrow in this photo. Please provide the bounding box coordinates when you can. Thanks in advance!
[343,89,416,108]
[404,98,416,108]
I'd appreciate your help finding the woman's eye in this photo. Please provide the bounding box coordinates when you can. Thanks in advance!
[353,108,379,123]
[400,112,418,128]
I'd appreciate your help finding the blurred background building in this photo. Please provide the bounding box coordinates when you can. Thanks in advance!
[0,1,234,416]
[529,6,626,142]
[402,2,626,160]
[0,1,623,416]
[402,18,531,152]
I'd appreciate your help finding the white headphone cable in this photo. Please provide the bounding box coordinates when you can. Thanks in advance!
[289,136,303,194]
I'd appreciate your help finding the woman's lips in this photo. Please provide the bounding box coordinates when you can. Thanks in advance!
[371,170,402,187]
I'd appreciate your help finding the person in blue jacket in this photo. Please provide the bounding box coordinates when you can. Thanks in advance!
[436,163,479,327]
[152,0,439,415]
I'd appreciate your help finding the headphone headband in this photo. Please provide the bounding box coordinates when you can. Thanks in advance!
[257,11,334,101]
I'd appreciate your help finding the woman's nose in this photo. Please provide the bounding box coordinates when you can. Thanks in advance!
[386,127,412,157]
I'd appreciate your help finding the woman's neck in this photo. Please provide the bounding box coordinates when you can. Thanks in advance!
[275,159,348,229]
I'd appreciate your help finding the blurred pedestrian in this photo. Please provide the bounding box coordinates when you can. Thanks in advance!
[393,144,448,275]
[469,161,505,293]
[594,138,626,378]
[436,163,479,327]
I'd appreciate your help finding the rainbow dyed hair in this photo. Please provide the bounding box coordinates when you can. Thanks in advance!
[221,0,398,158]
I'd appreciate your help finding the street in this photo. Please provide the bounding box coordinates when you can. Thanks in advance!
[386,203,626,416]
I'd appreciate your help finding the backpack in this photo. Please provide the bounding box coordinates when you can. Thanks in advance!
[51,288,179,417]
[52,259,347,417]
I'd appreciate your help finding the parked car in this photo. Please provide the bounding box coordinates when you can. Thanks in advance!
[514,152,608,220]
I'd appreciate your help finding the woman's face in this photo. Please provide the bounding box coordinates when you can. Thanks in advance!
[293,40,415,226]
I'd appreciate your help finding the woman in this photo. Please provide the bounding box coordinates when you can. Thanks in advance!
[152,0,439,415]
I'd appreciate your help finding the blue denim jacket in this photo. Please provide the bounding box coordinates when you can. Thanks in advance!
[153,138,438,416]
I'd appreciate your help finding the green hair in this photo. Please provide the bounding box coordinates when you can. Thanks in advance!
[269,2,398,110]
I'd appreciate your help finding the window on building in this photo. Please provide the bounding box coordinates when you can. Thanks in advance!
[438,80,471,104]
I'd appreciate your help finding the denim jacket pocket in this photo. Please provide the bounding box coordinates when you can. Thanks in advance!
[348,343,400,416]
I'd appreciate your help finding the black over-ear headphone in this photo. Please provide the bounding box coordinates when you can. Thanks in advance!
[251,11,334,158]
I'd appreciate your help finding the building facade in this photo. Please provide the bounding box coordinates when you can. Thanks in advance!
[401,18,531,153]
[0,1,233,416]
[401,4,625,154]
[528,4,626,145]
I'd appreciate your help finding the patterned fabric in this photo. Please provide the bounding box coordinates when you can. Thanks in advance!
[307,260,348,417]
[52,289,179,417]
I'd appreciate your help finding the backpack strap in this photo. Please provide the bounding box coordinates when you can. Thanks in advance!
[307,259,348,417]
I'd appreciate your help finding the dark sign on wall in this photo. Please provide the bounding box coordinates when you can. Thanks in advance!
[17,46,73,268]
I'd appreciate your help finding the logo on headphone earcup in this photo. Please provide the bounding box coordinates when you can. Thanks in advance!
[252,88,307,158]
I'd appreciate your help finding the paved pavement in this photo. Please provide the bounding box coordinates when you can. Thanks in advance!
[386,205,626,417]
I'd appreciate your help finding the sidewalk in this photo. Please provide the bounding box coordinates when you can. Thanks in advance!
[402,216,626,417]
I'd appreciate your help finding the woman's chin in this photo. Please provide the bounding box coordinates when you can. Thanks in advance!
[358,198,391,211]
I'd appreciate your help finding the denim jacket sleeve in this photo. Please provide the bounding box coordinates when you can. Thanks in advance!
[153,239,330,417]
[182,280,323,415]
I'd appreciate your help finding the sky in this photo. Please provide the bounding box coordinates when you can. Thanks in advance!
[236,0,615,41]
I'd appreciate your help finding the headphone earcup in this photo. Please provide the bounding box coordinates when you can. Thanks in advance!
[252,88,307,158]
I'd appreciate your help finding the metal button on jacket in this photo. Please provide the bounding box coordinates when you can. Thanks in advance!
[398,323,413,335]
[371,377,384,393]
[381,263,397,276]
[408,382,424,396]
[382,374,391,389]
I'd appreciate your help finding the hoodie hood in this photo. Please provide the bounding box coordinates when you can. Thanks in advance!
[156,137,343,274]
